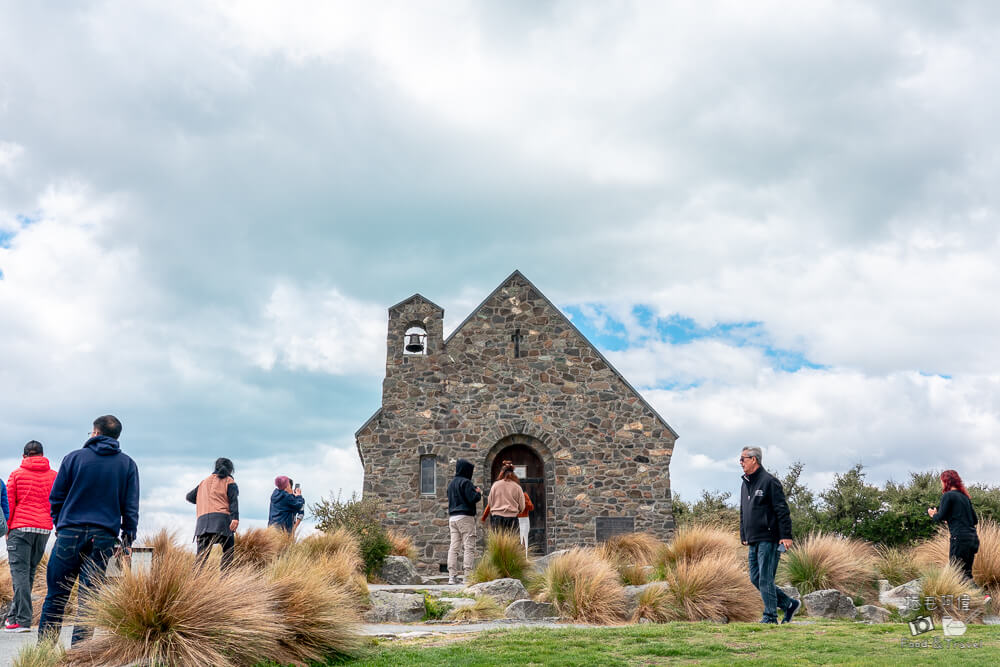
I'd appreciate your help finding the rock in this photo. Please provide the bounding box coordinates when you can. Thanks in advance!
[801,589,857,620]
[779,585,801,602]
[622,583,665,619]
[877,579,891,594]
[984,615,1000,626]
[364,591,426,623]
[533,549,570,572]
[856,605,891,623]
[504,599,557,620]
[879,579,921,609]
[377,556,423,585]
[438,596,477,611]
[464,578,530,607]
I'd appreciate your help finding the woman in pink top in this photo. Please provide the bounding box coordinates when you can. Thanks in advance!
[486,463,525,534]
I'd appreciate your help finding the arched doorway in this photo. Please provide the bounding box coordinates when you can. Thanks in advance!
[490,443,546,554]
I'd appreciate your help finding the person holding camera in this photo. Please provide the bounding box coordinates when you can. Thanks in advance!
[186,457,239,570]
[928,469,979,582]
[739,446,799,625]
[39,415,140,645]
[268,475,305,533]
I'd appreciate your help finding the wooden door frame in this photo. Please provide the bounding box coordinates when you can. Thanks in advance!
[482,433,556,555]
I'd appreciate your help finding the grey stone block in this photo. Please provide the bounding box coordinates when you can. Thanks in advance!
[801,589,857,620]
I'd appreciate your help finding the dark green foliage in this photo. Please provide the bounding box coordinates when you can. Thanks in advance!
[780,462,821,540]
[311,492,392,577]
[672,490,739,530]
[422,594,452,621]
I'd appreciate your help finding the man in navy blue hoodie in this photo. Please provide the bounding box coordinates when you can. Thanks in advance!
[38,415,140,645]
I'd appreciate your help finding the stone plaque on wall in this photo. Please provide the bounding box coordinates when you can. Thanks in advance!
[595,516,635,543]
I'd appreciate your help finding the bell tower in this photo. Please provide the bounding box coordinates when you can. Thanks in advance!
[385,293,444,376]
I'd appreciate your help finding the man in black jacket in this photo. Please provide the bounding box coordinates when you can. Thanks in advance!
[739,446,799,624]
[446,459,481,584]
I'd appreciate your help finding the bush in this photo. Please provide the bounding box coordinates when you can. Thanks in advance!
[656,523,742,578]
[917,563,986,623]
[532,548,625,623]
[266,550,364,663]
[445,595,503,622]
[672,490,740,531]
[469,529,531,584]
[874,546,921,586]
[12,638,65,667]
[634,553,761,622]
[312,491,392,578]
[422,594,452,621]
[778,532,875,595]
[64,546,282,666]
[387,529,418,561]
[233,526,294,569]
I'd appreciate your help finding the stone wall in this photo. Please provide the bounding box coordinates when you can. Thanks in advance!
[357,272,677,573]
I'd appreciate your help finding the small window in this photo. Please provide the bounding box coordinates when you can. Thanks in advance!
[420,455,436,494]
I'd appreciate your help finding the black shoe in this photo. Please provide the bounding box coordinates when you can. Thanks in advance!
[782,599,801,624]
[758,618,778,624]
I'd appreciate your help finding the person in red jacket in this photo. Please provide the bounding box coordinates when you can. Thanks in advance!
[4,440,58,633]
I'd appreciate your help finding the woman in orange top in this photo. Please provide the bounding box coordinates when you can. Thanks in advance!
[517,491,534,556]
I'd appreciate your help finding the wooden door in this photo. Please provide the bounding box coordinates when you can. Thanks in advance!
[491,444,546,554]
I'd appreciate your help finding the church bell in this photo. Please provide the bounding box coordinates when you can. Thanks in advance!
[405,333,425,353]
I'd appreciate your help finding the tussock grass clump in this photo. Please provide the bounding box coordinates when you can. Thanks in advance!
[386,529,418,561]
[469,529,531,584]
[637,553,762,622]
[138,528,185,557]
[912,527,950,569]
[912,520,1000,597]
[596,533,662,585]
[266,550,363,663]
[874,545,921,586]
[533,548,626,623]
[292,528,362,570]
[234,527,294,569]
[778,532,875,595]
[918,563,986,623]
[656,524,742,577]
[12,638,66,667]
[446,595,504,621]
[63,547,282,667]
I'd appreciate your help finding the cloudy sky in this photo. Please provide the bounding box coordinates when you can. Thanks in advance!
[2,1,999,536]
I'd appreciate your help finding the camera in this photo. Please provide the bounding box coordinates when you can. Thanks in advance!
[294,483,301,491]
[908,615,934,636]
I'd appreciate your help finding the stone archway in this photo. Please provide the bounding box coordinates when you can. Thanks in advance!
[484,434,554,554]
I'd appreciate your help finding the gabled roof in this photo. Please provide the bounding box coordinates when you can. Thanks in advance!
[356,270,679,440]
[388,293,444,314]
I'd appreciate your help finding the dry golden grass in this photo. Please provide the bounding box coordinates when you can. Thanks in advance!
[532,548,626,624]
[386,529,418,561]
[912,520,1000,597]
[596,533,662,585]
[445,595,504,622]
[63,547,282,667]
[292,528,363,571]
[234,526,294,569]
[469,529,531,584]
[874,545,921,586]
[12,638,65,667]
[0,560,13,606]
[912,527,950,569]
[138,528,185,557]
[657,523,742,574]
[266,550,364,664]
[919,563,987,623]
[778,532,876,595]
[651,552,762,622]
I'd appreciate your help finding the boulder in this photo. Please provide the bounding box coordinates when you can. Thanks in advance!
[364,591,426,623]
[856,605,891,624]
[623,583,665,619]
[533,549,570,572]
[801,589,857,620]
[377,556,422,585]
[464,578,530,607]
[504,599,558,620]
[779,585,801,602]
[879,579,921,610]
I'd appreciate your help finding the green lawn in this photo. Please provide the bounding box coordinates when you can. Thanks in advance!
[339,621,1000,666]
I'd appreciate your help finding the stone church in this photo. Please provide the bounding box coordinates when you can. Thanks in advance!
[356,271,677,574]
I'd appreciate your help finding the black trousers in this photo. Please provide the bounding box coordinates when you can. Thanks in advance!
[196,532,235,570]
[950,536,979,581]
[489,515,519,534]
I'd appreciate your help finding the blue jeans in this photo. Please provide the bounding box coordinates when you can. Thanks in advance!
[748,541,793,622]
[38,526,117,645]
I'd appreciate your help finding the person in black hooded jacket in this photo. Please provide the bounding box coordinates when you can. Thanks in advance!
[446,459,481,584]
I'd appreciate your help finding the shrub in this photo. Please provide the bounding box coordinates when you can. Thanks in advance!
[63,546,282,666]
[638,553,762,623]
[656,523,742,577]
[12,638,65,667]
[446,595,503,622]
[422,594,452,621]
[917,563,986,623]
[672,490,740,531]
[778,532,875,595]
[387,529,418,561]
[233,527,294,569]
[312,492,392,577]
[874,545,921,586]
[266,550,363,663]
[532,548,625,623]
[469,529,531,584]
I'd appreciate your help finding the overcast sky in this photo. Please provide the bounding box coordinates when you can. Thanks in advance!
[2,1,999,537]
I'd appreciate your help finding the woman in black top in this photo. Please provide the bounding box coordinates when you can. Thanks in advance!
[927,469,979,581]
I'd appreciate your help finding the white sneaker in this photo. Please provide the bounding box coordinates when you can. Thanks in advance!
[448,577,457,585]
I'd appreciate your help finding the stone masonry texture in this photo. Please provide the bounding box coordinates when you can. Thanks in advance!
[356,271,677,573]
